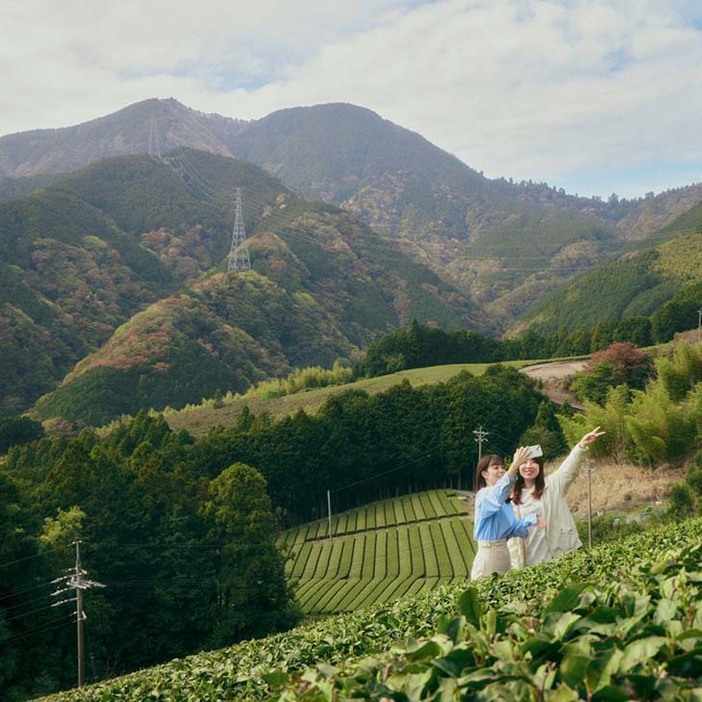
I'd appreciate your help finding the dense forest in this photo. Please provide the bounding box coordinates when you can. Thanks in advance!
[0,364,551,699]
[353,305,698,380]
[4,325,702,698]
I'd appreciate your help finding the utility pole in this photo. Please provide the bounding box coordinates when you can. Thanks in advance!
[582,460,596,548]
[228,187,251,272]
[697,308,701,344]
[52,541,105,688]
[473,426,489,462]
[327,489,333,542]
[75,542,85,688]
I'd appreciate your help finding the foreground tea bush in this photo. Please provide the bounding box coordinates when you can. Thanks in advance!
[278,540,702,700]
[41,519,702,702]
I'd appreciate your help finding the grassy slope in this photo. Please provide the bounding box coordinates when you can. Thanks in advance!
[163,360,535,437]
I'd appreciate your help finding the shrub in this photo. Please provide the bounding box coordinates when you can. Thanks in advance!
[570,342,654,405]
[575,513,646,544]
[655,343,702,402]
[626,383,700,464]
[666,483,696,520]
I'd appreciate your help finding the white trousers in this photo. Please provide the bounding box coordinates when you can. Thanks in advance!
[470,540,510,579]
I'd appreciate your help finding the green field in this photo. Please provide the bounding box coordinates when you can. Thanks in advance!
[278,489,477,614]
[164,361,534,437]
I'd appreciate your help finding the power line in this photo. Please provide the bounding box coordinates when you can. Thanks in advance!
[0,550,58,570]
[0,577,59,600]
[95,542,227,549]
[1,613,74,647]
[330,452,433,494]
[3,601,66,625]
[149,107,328,229]
[148,113,162,158]
[325,452,433,540]
[146,104,627,279]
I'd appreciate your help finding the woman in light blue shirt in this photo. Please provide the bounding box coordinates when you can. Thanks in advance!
[470,446,542,579]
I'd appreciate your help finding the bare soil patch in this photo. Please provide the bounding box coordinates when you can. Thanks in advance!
[521,359,588,408]
[564,459,684,517]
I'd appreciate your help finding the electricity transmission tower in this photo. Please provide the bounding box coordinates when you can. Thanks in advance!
[145,111,252,270]
[228,187,251,271]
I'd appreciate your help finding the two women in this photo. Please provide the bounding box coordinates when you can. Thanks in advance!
[470,427,605,579]
[470,446,543,579]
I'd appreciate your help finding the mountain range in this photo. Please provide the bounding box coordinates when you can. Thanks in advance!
[1,98,702,424]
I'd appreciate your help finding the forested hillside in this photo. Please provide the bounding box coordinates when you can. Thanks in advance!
[3,98,702,337]
[3,332,702,699]
[3,94,702,702]
[522,230,702,339]
[3,98,702,422]
[0,151,486,421]
[0,98,241,181]
[0,364,547,698]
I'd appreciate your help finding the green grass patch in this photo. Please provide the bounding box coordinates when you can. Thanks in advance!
[164,360,534,437]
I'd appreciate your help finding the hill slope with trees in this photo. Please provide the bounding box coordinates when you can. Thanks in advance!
[0,363,550,698]
[3,99,702,430]
[521,230,702,340]
[3,333,702,698]
[3,98,702,333]
[0,152,486,422]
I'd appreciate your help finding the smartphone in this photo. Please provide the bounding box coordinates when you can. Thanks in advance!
[526,444,543,459]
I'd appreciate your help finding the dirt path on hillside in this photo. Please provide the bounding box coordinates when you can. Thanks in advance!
[520,359,588,408]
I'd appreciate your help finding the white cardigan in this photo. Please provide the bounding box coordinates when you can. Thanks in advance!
[508,444,587,568]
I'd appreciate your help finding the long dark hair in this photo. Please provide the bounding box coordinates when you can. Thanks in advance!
[475,454,503,491]
[512,457,545,504]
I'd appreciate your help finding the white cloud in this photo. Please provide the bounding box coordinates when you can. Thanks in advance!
[2,0,702,197]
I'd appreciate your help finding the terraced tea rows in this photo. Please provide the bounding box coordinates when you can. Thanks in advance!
[278,489,476,613]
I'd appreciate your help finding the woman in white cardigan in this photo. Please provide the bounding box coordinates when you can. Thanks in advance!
[508,427,605,568]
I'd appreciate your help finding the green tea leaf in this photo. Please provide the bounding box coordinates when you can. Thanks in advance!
[459,588,482,628]
[665,649,702,677]
[544,583,590,614]
[620,637,668,672]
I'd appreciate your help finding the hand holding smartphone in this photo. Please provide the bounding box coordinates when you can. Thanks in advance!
[525,444,543,459]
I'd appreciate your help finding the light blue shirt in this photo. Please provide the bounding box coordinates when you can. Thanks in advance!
[473,473,536,541]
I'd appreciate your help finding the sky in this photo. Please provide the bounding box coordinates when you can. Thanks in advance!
[3,0,702,200]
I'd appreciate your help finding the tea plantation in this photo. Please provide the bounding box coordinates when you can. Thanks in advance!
[40,517,702,701]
